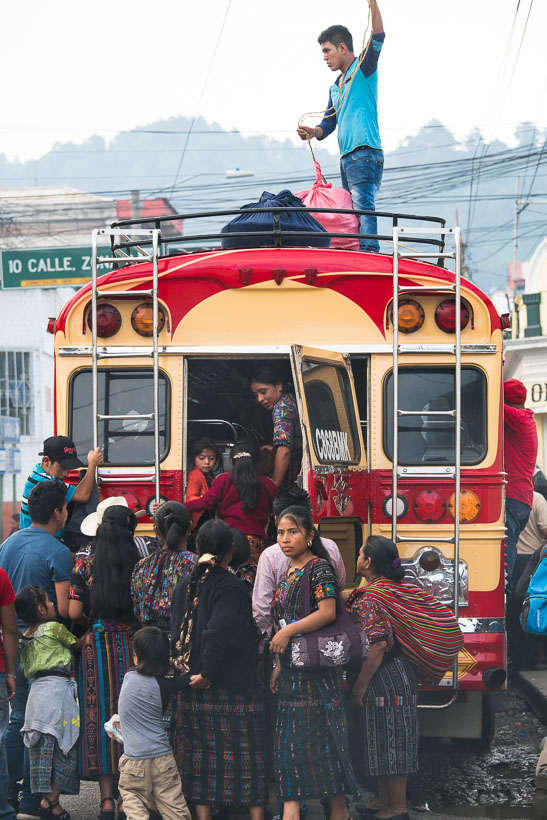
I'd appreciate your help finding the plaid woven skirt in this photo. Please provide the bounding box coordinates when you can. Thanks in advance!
[275,667,360,801]
[29,733,79,795]
[246,535,267,565]
[362,655,419,777]
[172,686,267,806]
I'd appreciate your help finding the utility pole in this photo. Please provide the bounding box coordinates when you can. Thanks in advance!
[455,210,470,280]
[512,177,520,304]
[131,190,140,223]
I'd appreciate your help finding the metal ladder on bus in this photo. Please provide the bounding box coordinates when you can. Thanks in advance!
[91,227,162,502]
[391,225,462,706]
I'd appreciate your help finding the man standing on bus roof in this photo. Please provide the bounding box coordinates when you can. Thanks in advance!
[296,1,385,253]
[20,436,103,536]
[503,379,538,594]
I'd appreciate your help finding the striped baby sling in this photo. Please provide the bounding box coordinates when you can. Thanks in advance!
[360,577,464,684]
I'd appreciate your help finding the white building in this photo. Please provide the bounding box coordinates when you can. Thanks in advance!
[504,236,547,469]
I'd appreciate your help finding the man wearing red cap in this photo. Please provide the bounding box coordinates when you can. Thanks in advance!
[504,378,538,594]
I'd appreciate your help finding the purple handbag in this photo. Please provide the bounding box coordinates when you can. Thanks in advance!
[287,562,368,671]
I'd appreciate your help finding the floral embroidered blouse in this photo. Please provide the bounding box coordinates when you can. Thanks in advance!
[271,392,302,486]
[272,556,337,628]
[131,549,197,629]
[69,555,134,632]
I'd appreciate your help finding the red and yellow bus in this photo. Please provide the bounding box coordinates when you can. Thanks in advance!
[50,208,507,744]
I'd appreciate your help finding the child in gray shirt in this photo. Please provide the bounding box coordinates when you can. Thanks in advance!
[117,627,190,820]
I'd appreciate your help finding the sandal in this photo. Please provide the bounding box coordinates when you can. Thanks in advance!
[98,797,115,820]
[38,796,71,820]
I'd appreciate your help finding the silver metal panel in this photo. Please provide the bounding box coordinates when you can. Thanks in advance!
[58,344,498,357]
[403,548,468,605]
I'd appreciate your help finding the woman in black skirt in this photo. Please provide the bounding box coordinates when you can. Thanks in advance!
[346,536,419,820]
[170,520,266,820]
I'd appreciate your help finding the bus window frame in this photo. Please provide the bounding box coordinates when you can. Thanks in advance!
[68,366,171,467]
[290,345,367,471]
[382,364,488,467]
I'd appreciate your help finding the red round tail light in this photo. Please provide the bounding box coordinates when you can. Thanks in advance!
[435,299,470,333]
[413,489,446,522]
[87,304,122,338]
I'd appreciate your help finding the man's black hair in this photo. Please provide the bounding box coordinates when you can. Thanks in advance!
[28,480,67,525]
[318,25,354,52]
[133,627,170,676]
[273,486,312,518]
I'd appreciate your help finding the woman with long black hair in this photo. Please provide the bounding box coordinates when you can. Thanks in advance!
[170,519,267,820]
[68,505,140,820]
[269,505,359,820]
[184,439,277,563]
[131,501,197,633]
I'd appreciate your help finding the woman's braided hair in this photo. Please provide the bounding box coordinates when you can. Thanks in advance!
[173,518,233,674]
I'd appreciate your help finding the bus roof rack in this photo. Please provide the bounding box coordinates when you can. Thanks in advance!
[110,207,448,265]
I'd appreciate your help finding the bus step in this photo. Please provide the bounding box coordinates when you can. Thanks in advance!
[97,413,155,421]
[96,289,154,298]
[397,409,456,417]
[395,536,455,544]
[97,351,154,359]
[398,284,456,293]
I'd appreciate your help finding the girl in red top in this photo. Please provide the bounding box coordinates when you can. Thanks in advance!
[184,440,277,563]
[185,439,222,532]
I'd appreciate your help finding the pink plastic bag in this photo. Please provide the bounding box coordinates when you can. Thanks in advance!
[296,161,359,250]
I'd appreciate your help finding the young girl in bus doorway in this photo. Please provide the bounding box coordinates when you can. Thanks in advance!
[184,440,277,563]
[185,439,222,534]
[15,586,83,820]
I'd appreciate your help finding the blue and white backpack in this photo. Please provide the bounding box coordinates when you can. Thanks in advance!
[521,548,547,636]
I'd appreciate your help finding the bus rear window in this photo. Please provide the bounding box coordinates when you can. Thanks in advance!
[69,369,170,466]
[301,358,361,465]
[383,367,486,465]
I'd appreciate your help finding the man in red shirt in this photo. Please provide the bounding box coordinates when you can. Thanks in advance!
[504,379,538,594]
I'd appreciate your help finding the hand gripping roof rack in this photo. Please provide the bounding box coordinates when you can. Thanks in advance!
[391,225,462,709]
[91,227,162,503]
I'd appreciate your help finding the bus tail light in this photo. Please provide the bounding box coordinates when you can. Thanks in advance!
[391,299,425,333]
[131,303,166,337]
[435,299,470,333]
[413,489,446,522]
[448,489,481,523]
[418,549,442,571]
[382,494,408,520]
[46,318,56,334]
[87,304,122,338]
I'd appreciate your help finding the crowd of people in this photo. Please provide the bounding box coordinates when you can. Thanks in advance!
[0,420,426,820]
[0,374,538,820]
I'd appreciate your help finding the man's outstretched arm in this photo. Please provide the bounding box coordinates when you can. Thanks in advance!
[371,0,384,34]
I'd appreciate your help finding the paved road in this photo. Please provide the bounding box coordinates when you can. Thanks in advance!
[38,686,546,820]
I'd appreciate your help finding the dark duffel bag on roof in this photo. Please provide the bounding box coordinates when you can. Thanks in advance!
[220,189,331,249]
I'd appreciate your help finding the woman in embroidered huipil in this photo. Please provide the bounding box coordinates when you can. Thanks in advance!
[269,506,358,820]
[68,505,140,820]
[131,502,197,634]
[250,366,302,489]
[346,536,419,820]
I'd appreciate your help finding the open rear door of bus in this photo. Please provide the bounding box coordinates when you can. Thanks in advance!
[290,345,369,585]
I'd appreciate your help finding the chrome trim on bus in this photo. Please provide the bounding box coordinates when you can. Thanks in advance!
[58,343,498,357]
[459,617,505,633]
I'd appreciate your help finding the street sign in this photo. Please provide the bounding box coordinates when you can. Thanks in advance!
[0,448,5,475]
[0,416,20,443]
[12,447,21,474]
[1,246,113,289]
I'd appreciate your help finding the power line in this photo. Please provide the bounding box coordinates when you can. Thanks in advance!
[169,0,232,194]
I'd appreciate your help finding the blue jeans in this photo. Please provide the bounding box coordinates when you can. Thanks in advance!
[0,676,16,820]
[5,663,39,813]
[340,146,384,252]
[505,497,531,594]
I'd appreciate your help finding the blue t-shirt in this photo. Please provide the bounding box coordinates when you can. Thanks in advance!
[318,33,385,156]
[0,527,73,624]
[20,463,76,535]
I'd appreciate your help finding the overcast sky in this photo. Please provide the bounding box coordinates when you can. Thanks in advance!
[1,0,545,162]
